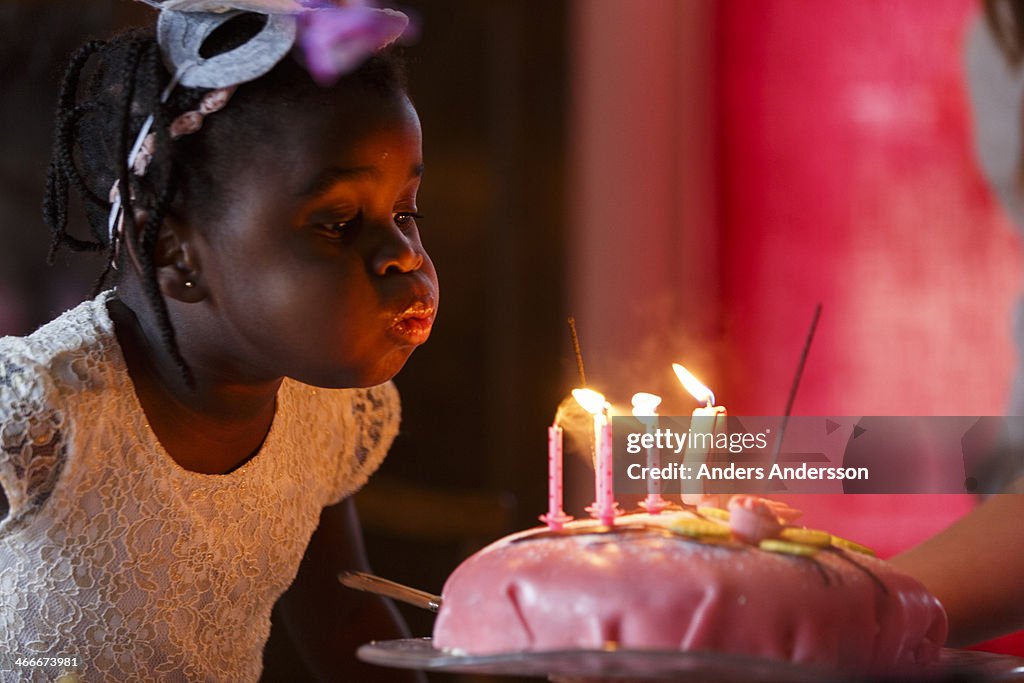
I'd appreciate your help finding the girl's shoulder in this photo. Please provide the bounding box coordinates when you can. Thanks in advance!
[0,293,118,533]
[283,380,400,507]
[346,381,401,466]
[0,291,119,401]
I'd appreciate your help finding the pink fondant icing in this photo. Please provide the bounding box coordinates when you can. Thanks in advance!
[433,511,947,671]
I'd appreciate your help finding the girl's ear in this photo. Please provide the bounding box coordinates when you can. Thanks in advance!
[124,207,206,303]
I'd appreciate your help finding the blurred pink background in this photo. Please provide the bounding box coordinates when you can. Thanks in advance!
[568,0,1022,655]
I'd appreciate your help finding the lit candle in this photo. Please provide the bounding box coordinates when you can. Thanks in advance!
[573,388,619,525]
[672,363,727,504]
[632,392,668,514]
[540,423,573,529]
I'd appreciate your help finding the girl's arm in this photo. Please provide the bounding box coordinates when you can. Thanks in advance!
[276,497,427,683]
[890,487,1024,647]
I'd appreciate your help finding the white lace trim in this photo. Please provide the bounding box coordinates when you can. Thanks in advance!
[0,292,399,681]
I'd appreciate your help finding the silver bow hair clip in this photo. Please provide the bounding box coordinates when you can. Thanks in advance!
[139,0,411,87]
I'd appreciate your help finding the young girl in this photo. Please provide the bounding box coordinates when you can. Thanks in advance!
[0,1,436,681]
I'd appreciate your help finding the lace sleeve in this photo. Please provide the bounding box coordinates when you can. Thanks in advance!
[0,347,68,537]
[326,381,400,507]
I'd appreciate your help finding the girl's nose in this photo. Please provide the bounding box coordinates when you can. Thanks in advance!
[371,221,424,276]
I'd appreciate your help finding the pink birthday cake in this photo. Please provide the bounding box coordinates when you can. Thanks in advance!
[433,496,947,671]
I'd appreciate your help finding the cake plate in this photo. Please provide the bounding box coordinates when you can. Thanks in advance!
[357,638,1024,682]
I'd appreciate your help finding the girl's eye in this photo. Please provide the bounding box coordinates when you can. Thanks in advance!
[394,212,423,230]
[316,213,361,240]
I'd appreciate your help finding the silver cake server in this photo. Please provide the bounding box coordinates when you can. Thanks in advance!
[338,571,442,612]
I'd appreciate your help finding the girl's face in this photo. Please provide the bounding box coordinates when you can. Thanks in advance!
[187,87,438,388]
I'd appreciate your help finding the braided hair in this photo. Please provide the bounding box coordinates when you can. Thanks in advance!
[43,17,407,387]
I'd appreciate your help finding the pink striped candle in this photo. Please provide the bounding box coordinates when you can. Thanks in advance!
[573,388,620,526]
[595,415,616,524]
[540,424,572,529]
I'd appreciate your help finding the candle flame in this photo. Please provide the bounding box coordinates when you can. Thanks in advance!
[672,363,715,406]
[631,392,662,417]
[572,388,607,415]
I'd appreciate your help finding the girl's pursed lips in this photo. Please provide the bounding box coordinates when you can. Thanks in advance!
[393,301,435,323]
[388,296,436,345]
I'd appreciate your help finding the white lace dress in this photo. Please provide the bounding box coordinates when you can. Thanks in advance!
[0,292,399,682]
